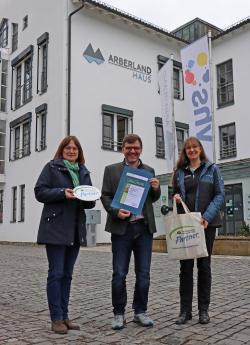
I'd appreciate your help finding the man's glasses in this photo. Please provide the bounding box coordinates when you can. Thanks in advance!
[123,146,141,152]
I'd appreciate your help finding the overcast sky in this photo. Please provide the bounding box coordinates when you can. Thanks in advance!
[102,0,250,31]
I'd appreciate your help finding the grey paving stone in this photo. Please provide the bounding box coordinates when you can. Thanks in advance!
[0,244,249,345]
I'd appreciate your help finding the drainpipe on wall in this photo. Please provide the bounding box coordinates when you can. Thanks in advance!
[67,0,85,135]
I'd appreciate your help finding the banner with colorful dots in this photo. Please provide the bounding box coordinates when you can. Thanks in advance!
[181,35,213,160]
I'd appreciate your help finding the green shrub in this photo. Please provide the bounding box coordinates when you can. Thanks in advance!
[238,222,250,237]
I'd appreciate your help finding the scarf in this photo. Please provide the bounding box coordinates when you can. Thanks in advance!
[63,160,80,187]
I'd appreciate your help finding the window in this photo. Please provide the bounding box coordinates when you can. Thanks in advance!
[11,45,33,109]
[102,104,133,151]
[158,55,183,100]
[0,59,8,112]
[219,123,236,159]
[217,59,234,107]
[11,186,17,222]
[23,15,28,30]
[37,33,49,94]
[19,184,25,222]
[155,117,165,158]
[0,19,8,48]
[155,118,188,158]
[35,103,47,151]
[11,23,18,52]
[23,57,32,103]
[0,190,3,223]
[9,112,32,160]
[0,120,6,173]
[176,122,189,153]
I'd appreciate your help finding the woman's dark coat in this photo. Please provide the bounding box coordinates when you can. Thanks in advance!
[34,159,95,246]
[173,161,225,227]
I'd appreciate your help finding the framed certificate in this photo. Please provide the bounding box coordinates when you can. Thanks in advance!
[111,165,153,215]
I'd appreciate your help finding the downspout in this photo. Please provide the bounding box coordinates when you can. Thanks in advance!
[67,0,85,135]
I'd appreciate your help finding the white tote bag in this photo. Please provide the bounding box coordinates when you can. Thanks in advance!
[165,200,208,260]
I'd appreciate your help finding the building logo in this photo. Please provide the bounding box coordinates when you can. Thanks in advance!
[83,43,105,65]
[82,43,152,84]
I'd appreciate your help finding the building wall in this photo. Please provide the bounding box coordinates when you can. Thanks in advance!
[0,0,69,241]
[212,27,250,161]
[0,0,249,243]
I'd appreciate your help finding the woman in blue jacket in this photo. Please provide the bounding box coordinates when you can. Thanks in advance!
[173,137,224,325]
[35,136,95,334]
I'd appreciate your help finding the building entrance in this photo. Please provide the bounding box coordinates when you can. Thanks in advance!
[219,183,244,235]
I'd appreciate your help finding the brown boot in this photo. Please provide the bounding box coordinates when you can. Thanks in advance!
[64,319,80,330]
[51,320,68,334]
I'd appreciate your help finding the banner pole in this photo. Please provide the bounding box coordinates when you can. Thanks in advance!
[170,53,176,168]
[208,31,216,163]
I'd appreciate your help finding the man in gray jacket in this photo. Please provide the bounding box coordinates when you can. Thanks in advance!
[101,134,160,330]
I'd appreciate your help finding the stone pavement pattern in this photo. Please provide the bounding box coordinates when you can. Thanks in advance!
[0,244,250,345]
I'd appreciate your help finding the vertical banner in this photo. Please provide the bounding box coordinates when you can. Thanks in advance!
[181,35,213,160]
[158,58,177,173]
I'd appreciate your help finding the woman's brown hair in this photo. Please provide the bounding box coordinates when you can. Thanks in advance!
[53,136,85,164]
[175,136,208,169]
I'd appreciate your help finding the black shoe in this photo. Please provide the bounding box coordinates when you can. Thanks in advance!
[175,311,192,325]
[199,310,210,324]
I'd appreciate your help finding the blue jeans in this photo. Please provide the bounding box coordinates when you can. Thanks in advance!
[111,221,153,315]
[46,244,80,321]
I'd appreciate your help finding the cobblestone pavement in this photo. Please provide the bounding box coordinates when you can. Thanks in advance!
[0,244,250,345]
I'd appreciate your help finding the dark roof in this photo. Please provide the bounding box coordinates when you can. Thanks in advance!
[84,0,187,43]
[213,17,250,40]
[82,1,250,44]
[171,17,223,34]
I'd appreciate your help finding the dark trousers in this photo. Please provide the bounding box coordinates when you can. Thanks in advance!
[46,244,80,321]
[111,221,153,315]
[179,227,216,313]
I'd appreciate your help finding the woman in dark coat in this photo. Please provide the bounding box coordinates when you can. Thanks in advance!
[173,137,224,325]
[34,136,95,334]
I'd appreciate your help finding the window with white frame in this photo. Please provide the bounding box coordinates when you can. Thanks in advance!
[102,104,133,152]
[11,23,18,52]
[219,123,236,159]
[37,33,49,94]
[217,59,234,107]
[175,122,189,153]
[0,120,6,174]
[9,112,31,160]
[35,103,47,151]
[155,118,188,158]
[0,189,3,223]
[158,55,184,100]
[11,186,17,222]
[11,45,33,110]
[19,184,25,222]
[0,59,8,112]
[155,117,165,158]
[0,19,8,48]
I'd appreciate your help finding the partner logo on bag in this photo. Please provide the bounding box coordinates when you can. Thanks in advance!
[83,43,105,65]
[169,226,199,245]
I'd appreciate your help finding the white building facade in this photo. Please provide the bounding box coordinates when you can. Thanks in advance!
[0,0,249,244]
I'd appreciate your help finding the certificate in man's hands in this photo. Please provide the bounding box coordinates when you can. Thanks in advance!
[111,165,153,215]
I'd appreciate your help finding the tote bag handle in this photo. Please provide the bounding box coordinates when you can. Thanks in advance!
[173,198,202,223]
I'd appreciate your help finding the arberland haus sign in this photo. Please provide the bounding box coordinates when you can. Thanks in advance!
[108,54,152,83]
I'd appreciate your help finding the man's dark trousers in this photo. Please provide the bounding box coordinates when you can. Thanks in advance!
[111,221,153,315]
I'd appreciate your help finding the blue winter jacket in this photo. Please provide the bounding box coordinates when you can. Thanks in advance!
[173,161,225,227]
[34,159,95,246]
